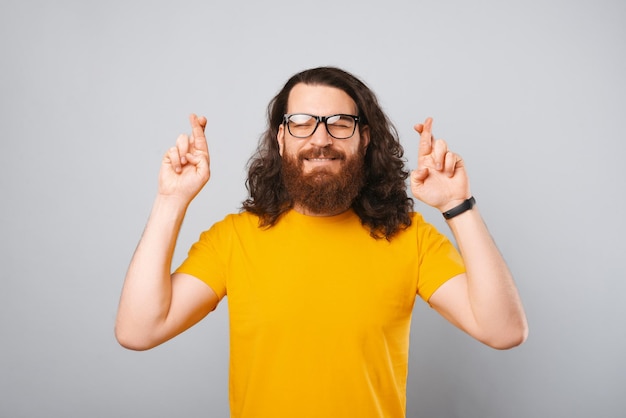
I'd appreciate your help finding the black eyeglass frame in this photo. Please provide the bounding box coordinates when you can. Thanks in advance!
[282,113,361,140]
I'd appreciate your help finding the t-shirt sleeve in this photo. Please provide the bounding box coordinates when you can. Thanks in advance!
[174,221,229,300]
[414,214,466,303]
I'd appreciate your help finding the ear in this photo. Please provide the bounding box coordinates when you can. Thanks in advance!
[360,125,370,150]
[277,124,285,156]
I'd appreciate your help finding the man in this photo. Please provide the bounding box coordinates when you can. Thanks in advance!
[115,67,528,417]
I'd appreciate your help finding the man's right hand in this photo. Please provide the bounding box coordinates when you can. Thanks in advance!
[115,113,216,351]
[158,114,210,202]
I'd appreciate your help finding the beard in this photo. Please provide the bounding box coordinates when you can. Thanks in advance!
[281,146,366,215]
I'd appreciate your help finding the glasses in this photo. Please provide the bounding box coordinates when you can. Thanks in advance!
[283,113,360,140]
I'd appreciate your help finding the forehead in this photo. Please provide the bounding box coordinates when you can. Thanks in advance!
[286,83,357,115]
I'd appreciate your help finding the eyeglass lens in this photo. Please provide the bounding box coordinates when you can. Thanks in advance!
[286,114,357,139]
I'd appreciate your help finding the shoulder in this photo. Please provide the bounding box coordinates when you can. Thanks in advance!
[398,211,454,249]
[408,211,426,224]
[208,211,261,230]
[403,211,435,235]
[222,210,259,225]
[193,211,260,243]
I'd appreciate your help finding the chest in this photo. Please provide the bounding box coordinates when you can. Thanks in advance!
[224,223,419,337]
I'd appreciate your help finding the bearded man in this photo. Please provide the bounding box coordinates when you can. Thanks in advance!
[115,67,528,418]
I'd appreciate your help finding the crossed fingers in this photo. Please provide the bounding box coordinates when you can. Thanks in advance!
[414,117,463,177]
[168,114,208,173]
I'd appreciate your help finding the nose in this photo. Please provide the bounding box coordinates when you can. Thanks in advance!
[308,121,333,147]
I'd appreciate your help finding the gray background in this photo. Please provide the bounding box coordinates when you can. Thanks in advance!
[1,0,624,417]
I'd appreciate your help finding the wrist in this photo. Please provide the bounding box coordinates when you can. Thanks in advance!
[442,196,476,220]
[153,194,191,216]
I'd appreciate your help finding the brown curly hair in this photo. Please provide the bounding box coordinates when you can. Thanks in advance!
[242,66,413,240]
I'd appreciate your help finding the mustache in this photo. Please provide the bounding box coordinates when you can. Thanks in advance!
[298,147,345,160]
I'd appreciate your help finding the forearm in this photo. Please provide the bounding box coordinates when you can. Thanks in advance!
[446,206,528,347]
[115,195,189,348]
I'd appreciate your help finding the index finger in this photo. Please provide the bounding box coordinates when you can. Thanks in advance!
[189,113,208,153]
[414,117,433,158]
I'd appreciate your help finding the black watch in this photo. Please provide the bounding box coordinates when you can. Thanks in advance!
[442,196,476,220]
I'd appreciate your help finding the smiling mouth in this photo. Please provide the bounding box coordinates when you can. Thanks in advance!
[299,148,345,164]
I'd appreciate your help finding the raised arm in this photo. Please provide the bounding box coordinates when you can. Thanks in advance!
[411,118,528,349]
[115,114,218,351]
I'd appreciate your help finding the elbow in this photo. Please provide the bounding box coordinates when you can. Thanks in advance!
[114,323,159,351]
[485,333,527,350]
[483,322,529,350]
[115,335,152,352]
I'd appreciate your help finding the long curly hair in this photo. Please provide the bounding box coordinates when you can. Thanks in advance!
[242,66,413,240]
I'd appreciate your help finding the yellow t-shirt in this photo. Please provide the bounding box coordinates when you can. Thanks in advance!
[176,209,465,418]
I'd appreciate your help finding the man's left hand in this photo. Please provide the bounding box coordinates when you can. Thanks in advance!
[410,117,471,212]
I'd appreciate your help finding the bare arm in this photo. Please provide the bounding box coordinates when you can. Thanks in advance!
[411,118,528,349]
[429,208,528,349]
[115,114,218,351]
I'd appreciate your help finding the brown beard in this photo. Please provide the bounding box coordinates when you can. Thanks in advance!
[281,146,366,215]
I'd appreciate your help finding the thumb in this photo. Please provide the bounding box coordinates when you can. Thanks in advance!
[186,151,210,178]
[411,167,429,187]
